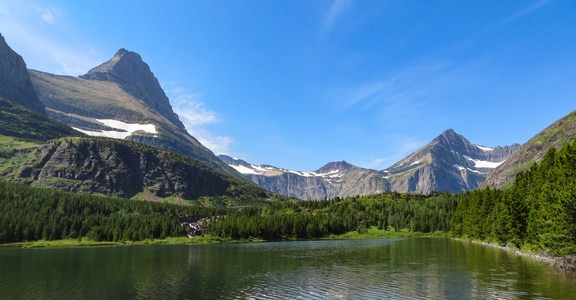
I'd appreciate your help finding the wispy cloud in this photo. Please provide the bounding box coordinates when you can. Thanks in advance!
[36,7,57,24]
[0,0,102,75]
[320,0,352,37]
[362,139,422,169]
[501,0,552,25]
[339,61,476,119]
[169,88,233,155]
[479,0,553,34]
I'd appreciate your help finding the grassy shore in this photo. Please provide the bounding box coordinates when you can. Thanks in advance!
[324,227,448,240]
[0,235,234,249]
[0,228,448,249]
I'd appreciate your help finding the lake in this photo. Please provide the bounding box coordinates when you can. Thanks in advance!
[1,238,575,299]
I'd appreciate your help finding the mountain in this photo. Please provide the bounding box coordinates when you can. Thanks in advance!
[29,49,244,181]
[0,35,270,203]
[384,129,520,193]
[0,33,45,114]
[484,110,576,188]
[222,129,520,199]
[219,155,389,200]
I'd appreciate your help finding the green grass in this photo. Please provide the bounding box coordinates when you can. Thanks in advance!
[0,235,233,249]
[0,229,450,249]
[324,227,448,240]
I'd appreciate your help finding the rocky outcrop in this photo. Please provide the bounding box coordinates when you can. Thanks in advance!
[384,129,520,193]
[0,33,45,114]
[12,138,239,199]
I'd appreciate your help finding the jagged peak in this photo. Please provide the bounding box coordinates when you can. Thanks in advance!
[82,48,147,79]
[79,49,186,131]
[316,160,355,173]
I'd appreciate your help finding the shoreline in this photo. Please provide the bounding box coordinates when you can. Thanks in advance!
[0,229,445,249]
[454,238,576,271]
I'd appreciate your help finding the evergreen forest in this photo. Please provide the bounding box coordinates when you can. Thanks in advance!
[451,141,576,255]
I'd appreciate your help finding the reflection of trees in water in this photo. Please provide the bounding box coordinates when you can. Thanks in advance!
[2,239,575,299]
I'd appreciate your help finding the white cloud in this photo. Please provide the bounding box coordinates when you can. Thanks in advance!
[169,88,233,155]
[37,7,56,24]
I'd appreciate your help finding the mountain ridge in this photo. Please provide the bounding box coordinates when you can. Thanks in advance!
[484,110,576,188]
[0,33,45,114]
[222,129,520,199]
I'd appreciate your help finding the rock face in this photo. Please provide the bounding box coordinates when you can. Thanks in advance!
[219,155,389,200]
[384,129,521,193]
[9,138,240,199]
[80,49,185,130]
[29,49,246,182]
[222,129,520,199]
[0,33,45,113]
[484,110,576,188]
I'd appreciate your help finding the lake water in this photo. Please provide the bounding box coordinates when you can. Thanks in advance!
[1,238,575,299]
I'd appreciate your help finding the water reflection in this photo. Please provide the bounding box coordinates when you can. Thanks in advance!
[0,238,575,299]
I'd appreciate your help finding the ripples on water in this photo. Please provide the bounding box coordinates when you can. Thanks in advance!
[1,238,575,299]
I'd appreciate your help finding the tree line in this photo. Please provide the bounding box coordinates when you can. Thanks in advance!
[451,141,576,255]
[206,193,459,240]
[0,181,220,243]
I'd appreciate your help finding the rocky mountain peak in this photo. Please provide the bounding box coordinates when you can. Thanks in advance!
[316,161,355,173]
[80,49,185,130]
[0,33,45,114]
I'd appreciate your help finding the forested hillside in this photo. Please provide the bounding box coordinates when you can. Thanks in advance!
[452,141,576,255]
[0,181,220,243]
[207,193,459,240]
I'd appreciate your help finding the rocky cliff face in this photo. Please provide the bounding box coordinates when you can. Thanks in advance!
[384,129,521,193]
[7,137,256,200]
[0,34,45,114]
[80,49,185,130]
[219,155,389,200]
[484,110,576,188]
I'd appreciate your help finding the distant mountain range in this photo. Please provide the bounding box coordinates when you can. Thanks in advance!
[221,130,521,199]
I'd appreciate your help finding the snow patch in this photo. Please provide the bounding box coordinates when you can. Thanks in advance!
[73,119,158,140]
[229,164,259,175]
[475,144,494,151]
[410,160,420,166]
[463,155,503,168]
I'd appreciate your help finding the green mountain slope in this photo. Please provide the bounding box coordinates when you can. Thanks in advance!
[0,97,78,141]
[484,110,576,188]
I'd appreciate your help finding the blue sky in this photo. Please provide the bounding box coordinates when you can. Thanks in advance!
[1,0,575,171]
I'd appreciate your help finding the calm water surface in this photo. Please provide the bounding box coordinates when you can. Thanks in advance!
[1,238,575,299]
